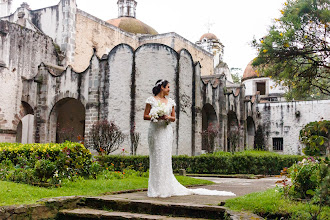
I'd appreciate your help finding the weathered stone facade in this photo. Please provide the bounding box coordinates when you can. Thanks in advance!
[257,100,330,155]
[1,0,329,156]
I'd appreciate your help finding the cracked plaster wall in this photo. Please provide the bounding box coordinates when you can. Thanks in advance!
[258,100,330,154]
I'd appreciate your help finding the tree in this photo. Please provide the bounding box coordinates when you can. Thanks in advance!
[299,120,330,156]
[230,68,242,84]
[252,0,330,99]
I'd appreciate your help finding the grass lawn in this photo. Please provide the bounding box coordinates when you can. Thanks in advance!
[0,175,213,206]
[225,188,330,220]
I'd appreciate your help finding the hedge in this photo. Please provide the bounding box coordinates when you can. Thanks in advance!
[0,142,91,166]
[97,153,305,175]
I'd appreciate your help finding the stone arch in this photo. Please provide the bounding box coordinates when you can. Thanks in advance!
[246,116,255,148]
[202,103,218,152]
[15,101,34,143]
[227,111,239,152]
[48,98,85,143]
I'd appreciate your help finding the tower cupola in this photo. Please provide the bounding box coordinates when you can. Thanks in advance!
[117,0,137,18]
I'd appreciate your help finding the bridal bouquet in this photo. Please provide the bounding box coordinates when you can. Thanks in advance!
[149,102,167,123]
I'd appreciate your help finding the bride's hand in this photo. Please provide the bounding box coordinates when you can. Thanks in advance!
[158,115,166,120]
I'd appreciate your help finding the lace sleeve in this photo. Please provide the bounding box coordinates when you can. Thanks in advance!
[168,98,176,108]
[145,96,154,105]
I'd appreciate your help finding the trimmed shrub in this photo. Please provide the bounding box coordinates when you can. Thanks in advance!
[97,152,304,175]
[0,142,92,184]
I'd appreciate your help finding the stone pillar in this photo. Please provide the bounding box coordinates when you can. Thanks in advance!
[194,63,203,155]
[59,0,77,65]
[84,55,101,148]
[34,65,50,143]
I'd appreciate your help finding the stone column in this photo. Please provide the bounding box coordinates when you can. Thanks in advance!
[34,65,50,143]
[84,55,101,148]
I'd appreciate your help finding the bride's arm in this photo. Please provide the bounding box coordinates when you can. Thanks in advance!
[165,106,176,122]
[143,104,152,120]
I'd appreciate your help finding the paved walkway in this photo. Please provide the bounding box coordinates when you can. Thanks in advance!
[102,176,282,206]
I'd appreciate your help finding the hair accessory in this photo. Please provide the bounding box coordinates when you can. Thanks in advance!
[155,80,164,86]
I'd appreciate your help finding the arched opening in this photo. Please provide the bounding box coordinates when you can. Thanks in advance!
[49,98,85,143]
[227,111,239,152]
[202,103,218,152]
[16,102,34,143]
[246,116,255,148]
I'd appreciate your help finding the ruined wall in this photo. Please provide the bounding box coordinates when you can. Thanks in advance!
[199,75,246,152]
[139,33,214,76]
[73,11,139,72]
[258,100,330,154]
[3,0,77,65]
[18,43,203,155]
[0,20,58,142]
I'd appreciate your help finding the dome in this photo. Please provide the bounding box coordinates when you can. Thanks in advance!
[199,33,218,41]
[242,60,261,81]
[106,17,158,35]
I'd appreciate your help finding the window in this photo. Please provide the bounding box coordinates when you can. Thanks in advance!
[273,138,283,151]
[256,82,266,95]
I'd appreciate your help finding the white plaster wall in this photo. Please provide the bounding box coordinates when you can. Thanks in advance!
[243,77,286,97]
[21,114,34,144]
[135,44,178,155]
[0,68,21,130]
[258,100,330,155]
[107,44,133,154]
[177,50,193,156]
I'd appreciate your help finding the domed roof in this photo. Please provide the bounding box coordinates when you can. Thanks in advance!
[242,60,261,81]
[199,33,218,41]
[106,17,158,35]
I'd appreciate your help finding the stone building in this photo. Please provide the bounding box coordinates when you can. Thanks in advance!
[0,0,249,156]
[1,0,328,155]
[242,62,330,155]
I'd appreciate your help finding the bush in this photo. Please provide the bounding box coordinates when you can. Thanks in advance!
[300,120,330,156]
[97,151,304,175]
[287,157,329,203]
[90,120,126,155]
[0,142,92,185]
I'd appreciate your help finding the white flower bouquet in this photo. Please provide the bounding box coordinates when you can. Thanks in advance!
[149,102,167,122]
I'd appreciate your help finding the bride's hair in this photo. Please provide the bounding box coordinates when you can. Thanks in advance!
[152,79,169,96]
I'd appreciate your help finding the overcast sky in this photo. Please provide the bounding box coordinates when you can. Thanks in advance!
[10,0,286,75]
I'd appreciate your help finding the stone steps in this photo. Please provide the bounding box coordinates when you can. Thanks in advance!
[58,208,206,219]
[79,197,227,219]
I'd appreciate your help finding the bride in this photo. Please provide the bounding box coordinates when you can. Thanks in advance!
[143,79,236,198]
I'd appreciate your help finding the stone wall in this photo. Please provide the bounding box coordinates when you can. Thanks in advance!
[0,20,58,142]
[2,0,77,65]
[17,43,211,155]
[73,10,139,72]
[139,33,214,76]
[258,100,330,154]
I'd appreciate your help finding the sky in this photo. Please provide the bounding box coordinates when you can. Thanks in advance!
[10,0,287,75]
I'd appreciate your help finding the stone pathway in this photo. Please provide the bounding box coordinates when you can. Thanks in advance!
[106,176,281,206]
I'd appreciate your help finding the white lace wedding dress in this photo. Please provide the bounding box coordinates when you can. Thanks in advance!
[146,96,236,198]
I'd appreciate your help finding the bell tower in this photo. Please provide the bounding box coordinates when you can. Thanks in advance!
[117,0,137,18]
[0,0,12,18]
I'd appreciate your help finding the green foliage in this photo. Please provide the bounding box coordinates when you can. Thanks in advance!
[254,125,265,150]
[225,188,330,220]
[98,152,303,175]
[0,175,212,206]
[230,68,242,84]
[0,142,92,185]
[252,0,330,99]
[300,120,330,156]
[276,157,330,219]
